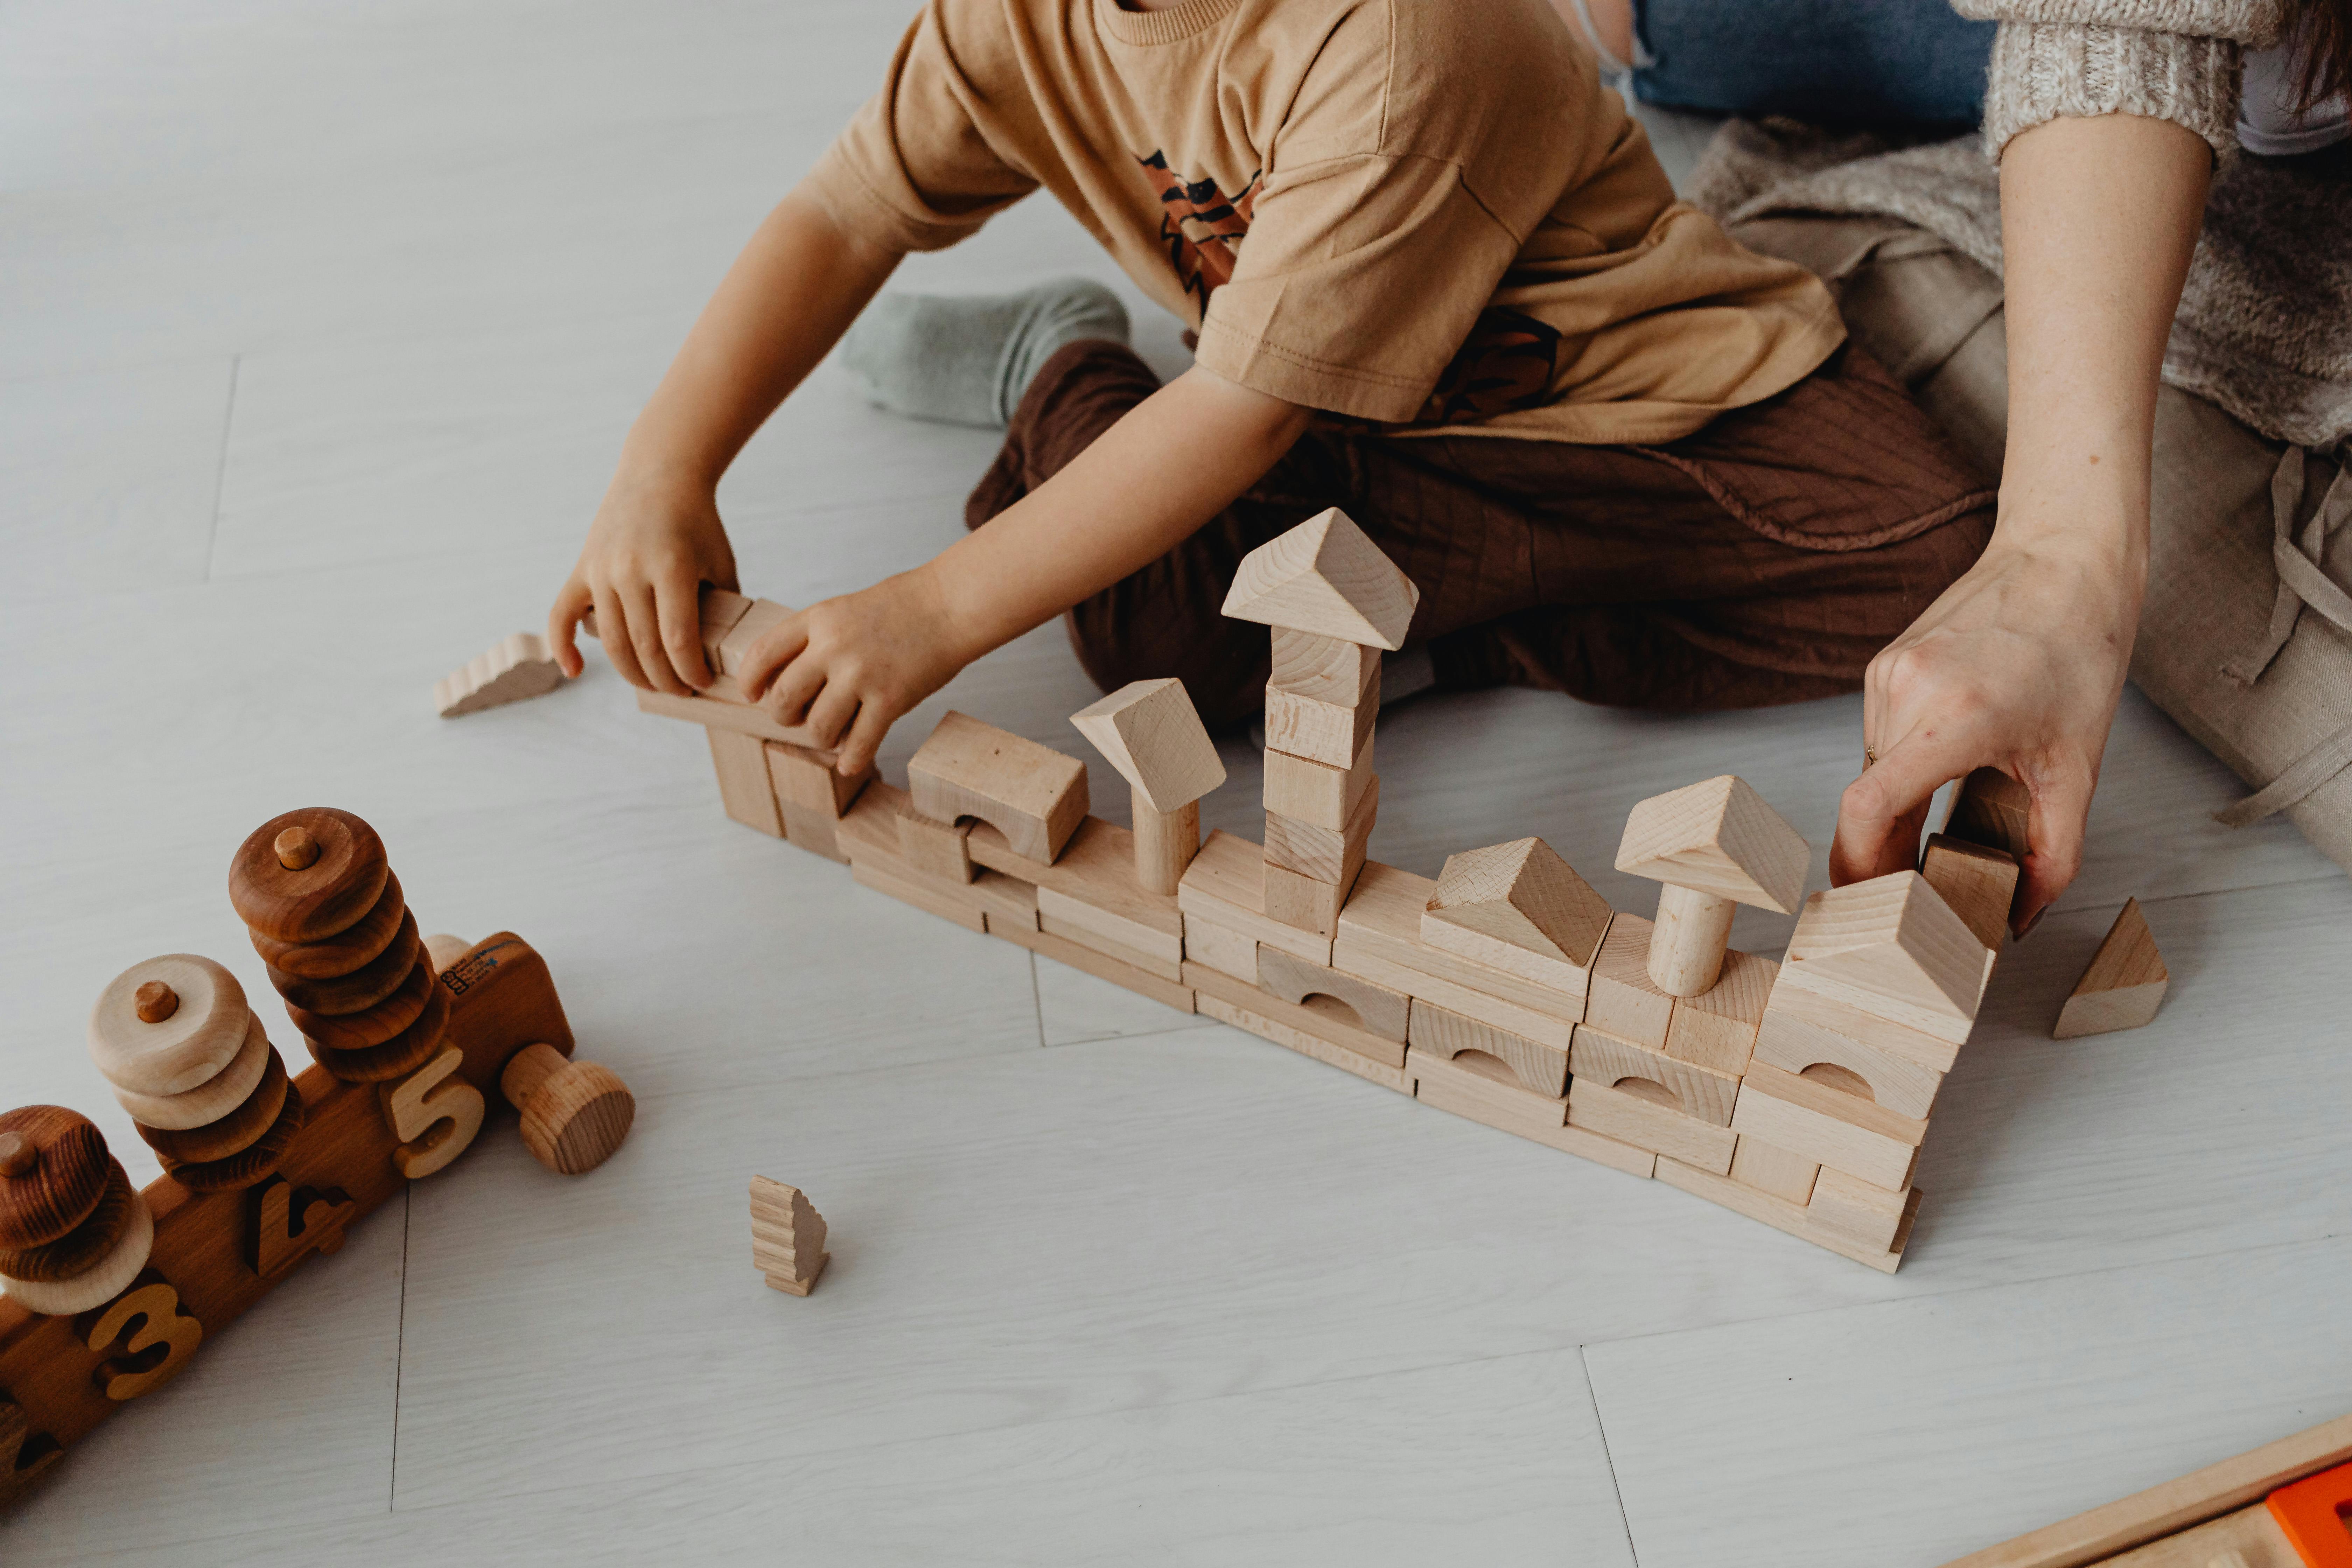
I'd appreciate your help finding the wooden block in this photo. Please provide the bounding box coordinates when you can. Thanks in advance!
[1729,1060,1925,1190]
[434,631,565,718]
[1567,1078,1736,1174]
[1406,999,1568,1097]
[1256,945,1408,1042]
[693,584,756,657]
[896,809,975,884]
[2053,898,2169,1039]
[1177,830,1333,965]
[909,711,1090,864]
[1038,913,1182,983]
[852,860,986,933]
[1615,774,1811,916]
[777,803,848,863]
[840,791,986,928]
[1068,678,1225,813]
[1262,857,1364,938]
[2088,1503,2300,1568]
[1189,962,1401,1068]
[1269,628,1379,706]
[1569,1024,1739,1126]
[1421,838,1609,995]
[1583,914,1673,1049]
[1332,863,1583,1046]
[1000,920,1197,1012]
[499,1045,633,1177]
[1920,833,2019,950]
[972,871,1039,934]
[1807,1166,1912,1253]
[1182,917,1257,984]
[1754,999,1946,1119]
[748,1176,827,1296]
[1264,672,1379,770]
[1002,819,1184,963]
[1263,775,1378,885]
[1664,948,1774,1075]
[1263,731,1375,831]
[1765,963,1966,1070]
[1786,869,1991,1023]
[711,597,793,686]
[706,728,784,838]
[1195,993,1408,1091]
[1945,765,2033,859]
[1728,1135,1819,1204]
[766,741,872,820]
[1219,506,1420,649]
[1412,1063,1659,1176]
[1132,794,1199,897]
[1654,1157,1916,1273]
[636,686,828,748]
[1406,1047,1567,1128]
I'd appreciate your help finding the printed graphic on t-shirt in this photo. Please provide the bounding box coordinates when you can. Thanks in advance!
[1415,307,1562,424]
[1139,150,1260,308]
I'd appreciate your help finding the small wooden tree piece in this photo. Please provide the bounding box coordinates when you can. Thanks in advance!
[1219,507,1420,650]
[1070,679,1227,895]
[434,632,567,718]
[1421,838,1611,994]
[2053,898,2169,1039]
[909,711,1090,864]
[1615,777,1810,998]
[500,1044,634,1175]
[749,1176,828,1296]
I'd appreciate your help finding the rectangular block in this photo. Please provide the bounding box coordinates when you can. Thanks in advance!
[778,802,847,863]
[1264,670,1379,769]
[897,809,975,884]
[1412,1063,1655,1176]
[1569,1024,1740,1127]
[1334,861,1586,1025]
[1269,627,1379,707]
[1182,917,1257,984]
[1764,966,1964,1072]
[1263,774,1379,885]
[1177,829,1333,965]
[1262,732,1375,831]
[993,916,1196,1012]
[1663,948,1775,1075]
[972,870,1039,933]
[700,595,792,704]
[767,740,873,819]
[1038,912,1183,983]
[1262,857,1363,938]
[1772,955,1976,1056]
[1729,1135,1819,1205]
[1805,1167,1911,1252]
[1256,945,1409,1042]
[1407,999,1568,1098]
[1919,832,2018,951]
[1185,961,1406,1068]
[1567,1078,1737,1174]
[638,686,827,748]
[707,728,783,837]
[1196,991,1409,1091]
[853,859,987,933]
[973,816,1184,962]
[1753,1000,1946,1120]
[1407,1047,1567,1129]
[1729,1060,1926,1191]
[1336,944,1577,1051]
[1655,1156,1918,1274]
[1584,913,1673,1049]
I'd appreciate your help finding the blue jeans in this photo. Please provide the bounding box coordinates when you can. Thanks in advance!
[1631,0,1997,127]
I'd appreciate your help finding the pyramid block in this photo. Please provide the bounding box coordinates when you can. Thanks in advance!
[1783,870,1990,1022]
[434,632,566,718]
[2053,898,2168,1038]
[1421,839,1610,994]
[1615,775,1809,915]
[1069,679,1226,813]
[1220,508,1420,650]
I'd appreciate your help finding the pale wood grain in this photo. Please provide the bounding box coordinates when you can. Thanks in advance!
[1727,1135,1818,1205]
[1262,732,1375,830]
[1406,998,1569,1097]
[1584,914,1674,1049]
[1068,678,1225,814]
[1728,1062,1925,1192]
[433,630,565,718]
[705,728,784,838]
[1570,1024,1739,1126]
[1263,774,1378,885]
[1784,871,1990,1022]
[1615,775,1810,914]
[1421,836,1609,992]
[2053,899,2170,1039]
[1567,1079,1736,1174]
[1264,676,1379,769]
[1219,507,1420,650]
[1181,916,1257,984]
[1920,833,2019,950]
[1256,945,1409,1042]
[1178,830,1334,964]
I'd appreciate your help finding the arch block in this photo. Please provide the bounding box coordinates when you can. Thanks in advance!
[908,712,1090,865]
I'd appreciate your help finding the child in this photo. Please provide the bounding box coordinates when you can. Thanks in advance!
[550,0,1994,782]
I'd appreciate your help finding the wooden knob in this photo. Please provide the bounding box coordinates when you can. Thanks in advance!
[90,955,251,1097]
[135,981,180,1023]
[502,1045,633,1176]
[0,1107,108,1250]
[0,1133,33,1178]
[228,808,390,944]
[274,825,321,870]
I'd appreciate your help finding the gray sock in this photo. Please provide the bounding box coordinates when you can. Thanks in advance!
[839,278,1130,429]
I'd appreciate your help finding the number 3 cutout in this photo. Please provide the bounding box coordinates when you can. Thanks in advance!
[378,1047,485,1179]
[87,1282,204,1401]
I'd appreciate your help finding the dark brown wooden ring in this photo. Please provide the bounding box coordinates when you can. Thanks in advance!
[0,1159,134,1282]
[160,1087,306,1194]
[285,954,431,1051]
[228,808,390,944]
[305,975,449,1084]
[268,910,420,1016]
[0,1107,108,1250]
[135,1046,289,1164]
[250,869,405,980]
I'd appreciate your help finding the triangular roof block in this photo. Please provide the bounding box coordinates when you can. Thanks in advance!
[1784,870,1989,1020]
[1614,775,1809,914]
[1070,678,1227,813]
[1219,508,1420,650]
[1422,838,1612,975]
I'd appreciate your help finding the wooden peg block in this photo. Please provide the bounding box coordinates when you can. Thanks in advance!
[1728,1135,1819,1205]
[1805,1167,1911,1252]
[909,711,1090,864]
[1583,915,1674,1049]
[1566,1078,1736,1174]
[1783,870,1991,1025]
[1068,678,1226,815]
[2054,898,2169,1039]
[434,632,566,718]
[1256,946,1409,1042]
[1178,830,1333,965]
[1263,858,1362,938]
[1615,775,1809,997]
[1662,948,1774,1075]
[896,808,975,884]
[1264,673,1379,770]
[1753,1000,1946,1119]
[1420,838,1609,996]
[1269,628,1379,706]
[500,1043,634,1176]
[1945,766,2032,859]
[1219,507,1420,649]
[1182,917,1257,983]
[766,741,872,820]
[1131,792,1199,898]
[1570,1024,1739,1126]
[706,729,784,838]
[748,1176,828,1296]
[1728,1060,1925,1191]
[1263,732,1375,831]
[1406,999,1568,1097]
[1919,833,2019,950]
[1263,775,1378,886]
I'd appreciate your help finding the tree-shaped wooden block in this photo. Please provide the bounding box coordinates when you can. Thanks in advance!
[1615,776,1810,997]
[749,1176,828,1296]
[1070,678,1227,895]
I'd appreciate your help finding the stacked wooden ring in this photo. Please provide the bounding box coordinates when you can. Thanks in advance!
[228,809,449,1086]
[89,954,304,1194]
[0,1106,155,1315]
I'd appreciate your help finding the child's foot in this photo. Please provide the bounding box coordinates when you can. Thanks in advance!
[840,278,1130,428]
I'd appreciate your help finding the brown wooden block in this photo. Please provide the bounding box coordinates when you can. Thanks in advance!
[1944,765,2032,859]
[1570,1023,1740,1126]
[267,911,422,1017]
[896,809,975,884]
[1220,507,1420,649]
[1185,961,1398,1065]
[1264,674,1378,770]
[1654,1156,1917,1273]
[249,869,406,980]
[1263,732,1375,831]
[1406,999,1568,1098]
[2054,898,2169,1039]
[1920,833,2019,950]
[1420,838,1609,996]
[1765,965,1965,1070]
[1407,1047,1567,1128]
[1256,945,1409,1042]
[135,1048,290,1166]
[1195,993,1408,1091]
[1038,913,1183,983]
[287,955,435,1053]
[304,974,449,1084]
[158,1088,305,1193]
[1663,948,1774,1075]
[0,1108,110,1250]
[778,803,849,863]
[1262,857,1363,937]
[1264,774,1379,886]
[1068,678,1226,814]
[227,808,391,946]
[691,584,755,660]
[1584,914,1674,1049]
[88,955,252,1098]
[973,871,1040,934]
[712,597,792,683]
[0,1193,153,1316]
[1176,830,1334,964]
[0,1160,133,1282]
[1805,1167,1911,1252]
[999,921,1196,1014]
[1753,1000,1946,1119]
[500,1044,633,1176]
[1728,1135,1819,1204]
[1567,1077,1736,1173]
[748,1176,828,1296]
[636,687,831,748]
[840,797,990,928]
[909,711,1090,864]
[434,631,566,718]
[1332,862,1585,1035]
[1270,628,1380,705]
[706,728,784,838]
[1729,1060,1925,1190]
[766,741,873,819]
[1182,917,1257,983]
[1785,870,1991,1024]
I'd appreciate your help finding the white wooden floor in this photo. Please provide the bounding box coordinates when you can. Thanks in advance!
[4,5,2347,1563]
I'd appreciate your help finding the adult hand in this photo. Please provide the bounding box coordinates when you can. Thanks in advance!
[549,468,740,694]
[1830,530,2142,935]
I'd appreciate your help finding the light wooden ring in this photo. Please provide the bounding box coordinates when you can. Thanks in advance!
[110,1010,270,1130]
[1,1191,152,1317]
[89,955,250,1097]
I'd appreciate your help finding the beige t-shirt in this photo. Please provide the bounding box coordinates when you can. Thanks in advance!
[808,0,1846,444]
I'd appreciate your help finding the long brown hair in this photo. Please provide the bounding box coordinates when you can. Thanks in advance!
[2291,0,2351,109]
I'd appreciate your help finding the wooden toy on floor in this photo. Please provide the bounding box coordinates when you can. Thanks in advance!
[749,1176,827,1296]
[2053,897,2170,1039]
[89,954,302,1193]
[435,631,566,717]
[0,1108,156,1318]
[1070,678,1227,894]
[1615,775,1810,997]
[501,1041,635,1175]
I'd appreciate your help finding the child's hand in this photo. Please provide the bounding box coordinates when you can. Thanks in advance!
[738,566,975,777]
[549,470,740,694]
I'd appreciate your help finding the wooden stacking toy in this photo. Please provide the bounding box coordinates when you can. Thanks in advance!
[0,1108,155,1316]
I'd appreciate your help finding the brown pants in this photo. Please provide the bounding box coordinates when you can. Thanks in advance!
[968,340,1997,728]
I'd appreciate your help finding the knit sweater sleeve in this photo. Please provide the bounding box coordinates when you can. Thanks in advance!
[1951,0,2290,158]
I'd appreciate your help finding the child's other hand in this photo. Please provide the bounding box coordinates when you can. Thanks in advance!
[549,470,740,694]
[738,567,975,778]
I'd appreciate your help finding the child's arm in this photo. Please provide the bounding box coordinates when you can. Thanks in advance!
[548,187,902,694]
[737,367,1313,775]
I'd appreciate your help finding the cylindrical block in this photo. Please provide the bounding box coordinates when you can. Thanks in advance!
[1131,786,1199,897]
[1648,883,1734,997]
[500,1042,568,1112]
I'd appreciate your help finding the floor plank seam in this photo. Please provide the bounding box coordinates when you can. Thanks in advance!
[1579,1343,1645,1567]
[387,1183,411,1514]
[202,351,241,583]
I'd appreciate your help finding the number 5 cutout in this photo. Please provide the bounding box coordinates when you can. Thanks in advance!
[378,1047,484,1179]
